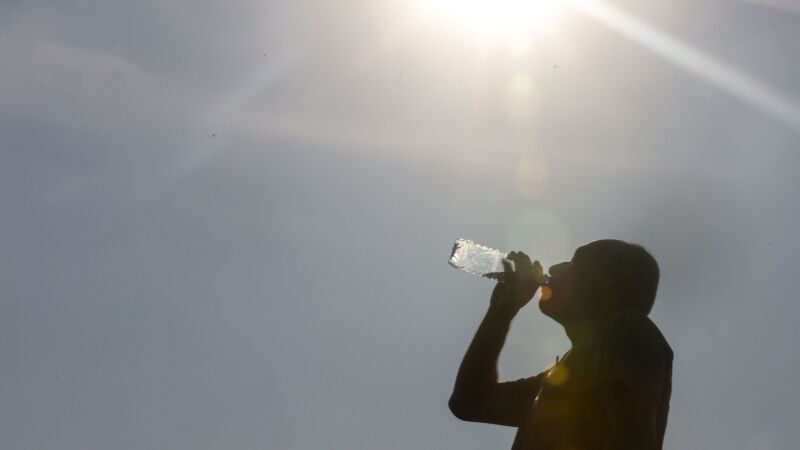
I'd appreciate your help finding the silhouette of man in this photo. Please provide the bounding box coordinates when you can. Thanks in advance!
[449,239,672,449]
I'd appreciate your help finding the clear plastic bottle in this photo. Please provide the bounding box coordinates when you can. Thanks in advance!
[448,239,550,286]
[448,239,513,280]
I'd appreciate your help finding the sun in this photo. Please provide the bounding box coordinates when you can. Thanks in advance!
[421,0,565,45]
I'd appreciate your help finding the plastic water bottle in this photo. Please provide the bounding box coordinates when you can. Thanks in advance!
[448,239,514,280]
[448,239,550,287]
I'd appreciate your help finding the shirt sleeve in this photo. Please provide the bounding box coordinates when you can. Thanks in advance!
[461,373,543,427]
[596,310,671,402]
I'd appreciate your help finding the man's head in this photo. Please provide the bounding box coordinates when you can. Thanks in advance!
[540,239,659,323]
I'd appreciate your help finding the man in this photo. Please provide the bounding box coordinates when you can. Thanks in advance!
[448,239,672,450]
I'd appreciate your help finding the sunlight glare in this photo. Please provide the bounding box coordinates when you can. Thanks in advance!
[422,0,564,44]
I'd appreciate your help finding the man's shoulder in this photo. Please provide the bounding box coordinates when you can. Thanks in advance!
[593,309,673,399]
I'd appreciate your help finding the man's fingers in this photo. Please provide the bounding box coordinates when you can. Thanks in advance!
[532,260,546,284]
[517,252,534,272]
[515,252,533,267]
[507,251,537,278]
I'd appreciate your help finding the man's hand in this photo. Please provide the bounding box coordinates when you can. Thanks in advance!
[488,251,544,314]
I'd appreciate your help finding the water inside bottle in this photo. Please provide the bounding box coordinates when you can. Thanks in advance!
[448,239,511,278]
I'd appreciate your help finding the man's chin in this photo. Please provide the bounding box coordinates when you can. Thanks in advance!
[538,297,559,319]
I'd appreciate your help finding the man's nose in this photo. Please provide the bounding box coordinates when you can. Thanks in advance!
[549,262,569,276]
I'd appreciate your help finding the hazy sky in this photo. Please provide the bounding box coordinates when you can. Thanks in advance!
[2,1,800,449]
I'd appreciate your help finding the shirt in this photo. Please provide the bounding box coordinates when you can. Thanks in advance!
[503,310,673,450]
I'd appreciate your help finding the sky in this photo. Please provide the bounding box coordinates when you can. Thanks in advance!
[2,0,799,449]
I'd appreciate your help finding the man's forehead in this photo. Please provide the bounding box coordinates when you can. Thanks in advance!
[573,240,621,261]
[571,246,593,262]
[573,242,601,258]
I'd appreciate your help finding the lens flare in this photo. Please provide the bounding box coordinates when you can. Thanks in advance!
[545,361,569,385]
[514,155,549,198]
[504,73,540,119]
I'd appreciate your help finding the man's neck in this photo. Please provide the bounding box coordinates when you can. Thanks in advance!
[563,316,603,350]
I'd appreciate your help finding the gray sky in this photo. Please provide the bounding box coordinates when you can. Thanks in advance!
[2,0,799,449]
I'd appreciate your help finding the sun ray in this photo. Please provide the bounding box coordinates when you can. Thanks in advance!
[736,0,800,15]
[565,0,800,132]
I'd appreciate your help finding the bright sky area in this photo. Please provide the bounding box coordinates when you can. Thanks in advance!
[2,0,799,449]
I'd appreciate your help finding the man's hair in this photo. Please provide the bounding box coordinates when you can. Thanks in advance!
[586,240,660,315]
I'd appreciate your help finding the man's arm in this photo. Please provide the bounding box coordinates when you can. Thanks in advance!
[448,252,542,427]
[448,299,537,426]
